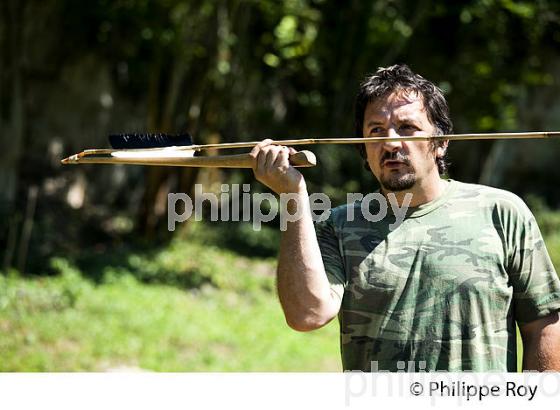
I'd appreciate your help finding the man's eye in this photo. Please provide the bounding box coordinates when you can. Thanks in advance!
[370,127,384,134]
[399,124,418,132]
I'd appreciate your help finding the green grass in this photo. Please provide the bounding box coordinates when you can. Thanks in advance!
[0,239,340,372]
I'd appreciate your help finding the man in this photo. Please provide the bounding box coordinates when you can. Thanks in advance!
[250,64,560,371]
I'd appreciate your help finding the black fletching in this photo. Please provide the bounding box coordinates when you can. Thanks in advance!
[108,132,194,149]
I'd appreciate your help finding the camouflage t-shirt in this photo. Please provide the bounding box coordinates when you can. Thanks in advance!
[315,179,560,371]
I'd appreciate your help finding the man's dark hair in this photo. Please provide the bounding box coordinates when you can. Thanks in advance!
[355,64,452,175]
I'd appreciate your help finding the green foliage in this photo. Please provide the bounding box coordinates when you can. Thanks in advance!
[525,195,560,274]
[528,195,560,236]
[545,234,560,278]
[107,239,273,292]
[5,0,560,257]
[186,220,281,258]
[0,262,92,314]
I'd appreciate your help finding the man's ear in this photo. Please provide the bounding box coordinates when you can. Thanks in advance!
[436,140,449,158]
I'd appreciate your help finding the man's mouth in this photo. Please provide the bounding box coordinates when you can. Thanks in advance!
[380,151,410,168]
[382,160,407,168]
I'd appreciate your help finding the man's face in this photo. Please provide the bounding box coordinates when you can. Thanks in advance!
[362,90,445,192]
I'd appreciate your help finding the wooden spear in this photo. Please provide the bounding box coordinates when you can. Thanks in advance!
[61,131,560,168]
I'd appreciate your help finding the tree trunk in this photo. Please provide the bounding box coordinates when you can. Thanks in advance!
[137,54,199,237]
[0,0,25,218]
[478,140,509,187]
[1,0,26,271]
[137,57,165,236]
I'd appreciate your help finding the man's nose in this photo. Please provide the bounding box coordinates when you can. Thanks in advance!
[382,128,403,151]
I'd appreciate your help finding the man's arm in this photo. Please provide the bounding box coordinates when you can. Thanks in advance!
[276,188,342,331]
[519,312,560,371]
[250,140,342,331]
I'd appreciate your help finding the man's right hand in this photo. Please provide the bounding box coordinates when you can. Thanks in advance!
[249,139,307,195]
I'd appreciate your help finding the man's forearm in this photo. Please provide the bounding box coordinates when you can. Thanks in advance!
[276,189,340,331]
[521,313,560,371]
[522,336,560,371]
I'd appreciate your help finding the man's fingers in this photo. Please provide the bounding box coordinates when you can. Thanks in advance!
[274,147,291,168]
[256,146,279,173]
[250,139,273,158]
[250,140,304,196]
[249,142,304,195]
[256,147,268,173]
[250,139,274,171]
[264,146,281,169]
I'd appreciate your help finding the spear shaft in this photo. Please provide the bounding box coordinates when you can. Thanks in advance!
[183,131,560,151]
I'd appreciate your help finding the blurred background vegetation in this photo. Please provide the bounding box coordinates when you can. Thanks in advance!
[1,0,560,371]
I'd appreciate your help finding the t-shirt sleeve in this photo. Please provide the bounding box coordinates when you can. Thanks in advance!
[314,213,347,300]
[507,200,560,325]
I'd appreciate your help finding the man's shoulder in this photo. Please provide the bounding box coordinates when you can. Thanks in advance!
[329,201,361,215]
[451,180,533,219]
[326,202,362,225]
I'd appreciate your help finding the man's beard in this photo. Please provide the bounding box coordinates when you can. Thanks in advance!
[380,171,416,191]
[379,151,416,192]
